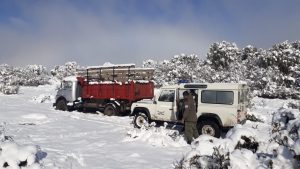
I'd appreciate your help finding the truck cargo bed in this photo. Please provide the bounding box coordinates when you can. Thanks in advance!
[78,78,154,102]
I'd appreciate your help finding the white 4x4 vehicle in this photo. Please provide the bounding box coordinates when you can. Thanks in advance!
[131,83,249,137]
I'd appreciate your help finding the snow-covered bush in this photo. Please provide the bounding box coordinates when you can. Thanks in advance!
[51,62,79,80]
[235,136,259,153]
[124,122,186,147]
[0,142,41,169]
[271,108,300,167]
[0,62,81,94]
[0,84,19,95]
[0,123,13,142]
[145,40,300,99]
[287,101,300,110]
[207,41,240,70]
[0,64,50,94]
[20,65,49,86]
[12,65,49,86]
[167,54,199,83]
[173,126,259,169]
[174,147,230,169]
[271,108,300,142]
[0,123,42,169]
[143,55,200,86]
[245,114,264,123]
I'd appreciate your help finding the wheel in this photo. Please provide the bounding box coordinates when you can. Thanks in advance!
[56,99,68,111]
[197,120,220,138]
[133,113,149,128]
[103,104,118,116]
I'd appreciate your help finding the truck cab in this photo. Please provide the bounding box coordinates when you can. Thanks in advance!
[54,76,81,111]
[131,83,249,137]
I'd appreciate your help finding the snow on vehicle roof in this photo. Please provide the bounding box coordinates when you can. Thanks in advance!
[161,83,248,90]
[63,76,77,82]
[87,63,135,69]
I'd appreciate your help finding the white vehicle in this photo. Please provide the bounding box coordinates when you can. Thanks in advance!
[131,83,249,137]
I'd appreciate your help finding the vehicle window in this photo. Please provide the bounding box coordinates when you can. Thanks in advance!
[217,91,234,104]
[201,90,234,105]
[243,89,249,103]
[239,91,245,103]
[158,90,175,102]
[62,81,73,89]
[201,91,216,103]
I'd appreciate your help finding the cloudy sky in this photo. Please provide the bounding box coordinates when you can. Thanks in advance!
[0,0,300,67]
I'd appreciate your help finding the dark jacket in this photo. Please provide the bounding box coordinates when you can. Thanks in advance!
[183,94,197,122]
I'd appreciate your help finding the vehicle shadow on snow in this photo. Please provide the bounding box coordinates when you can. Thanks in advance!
[155,121,229,138]
[75,108,130,116]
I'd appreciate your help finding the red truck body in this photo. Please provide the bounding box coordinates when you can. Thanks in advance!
[77,77,154,102]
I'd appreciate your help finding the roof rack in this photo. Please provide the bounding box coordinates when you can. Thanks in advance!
[76,64,154,82]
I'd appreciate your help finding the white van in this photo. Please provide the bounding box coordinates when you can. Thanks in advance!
[131,83,249,137]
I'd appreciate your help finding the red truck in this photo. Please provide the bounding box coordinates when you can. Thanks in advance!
[54,64,154,115]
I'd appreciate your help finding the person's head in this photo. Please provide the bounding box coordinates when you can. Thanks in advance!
[183,91,189,100]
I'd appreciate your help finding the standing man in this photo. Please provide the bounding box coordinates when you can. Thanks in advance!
[181,91,199,144]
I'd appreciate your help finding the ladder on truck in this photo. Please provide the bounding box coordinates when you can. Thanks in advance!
[76,64,154,82]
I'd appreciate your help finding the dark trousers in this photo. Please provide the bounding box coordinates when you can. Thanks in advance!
[185,121,199,143]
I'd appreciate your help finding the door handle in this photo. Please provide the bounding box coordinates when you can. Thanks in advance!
[169,109,173,110]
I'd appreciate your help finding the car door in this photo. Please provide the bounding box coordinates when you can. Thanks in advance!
[154,89,176,121]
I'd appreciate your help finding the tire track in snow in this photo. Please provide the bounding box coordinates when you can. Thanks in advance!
[67,113,132,128]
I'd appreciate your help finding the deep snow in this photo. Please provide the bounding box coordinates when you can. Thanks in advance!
[0,84,299,168]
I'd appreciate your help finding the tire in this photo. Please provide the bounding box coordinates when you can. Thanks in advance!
[56,99,68,111]
[133,113,149,128]
[197,120,221,138]
[103,104,118,116]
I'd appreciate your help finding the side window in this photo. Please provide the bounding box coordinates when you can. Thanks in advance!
[63,81,73,89]
[158,90,175,102]
[201,90,234,105]
[217,91,234,104]
[201,91,216,103]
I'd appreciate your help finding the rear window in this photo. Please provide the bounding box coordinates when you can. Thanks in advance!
[201,90,234,105]
[239,89,249,104]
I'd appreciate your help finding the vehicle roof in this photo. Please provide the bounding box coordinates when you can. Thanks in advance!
[161,83,248,90]
[63,76,78,82]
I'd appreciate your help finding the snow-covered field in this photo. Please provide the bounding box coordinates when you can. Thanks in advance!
[0,85,189,169]
[0,85,299,169]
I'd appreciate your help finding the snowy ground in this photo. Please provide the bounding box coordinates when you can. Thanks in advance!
[0,85,299,168]
[0,85,189,169]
